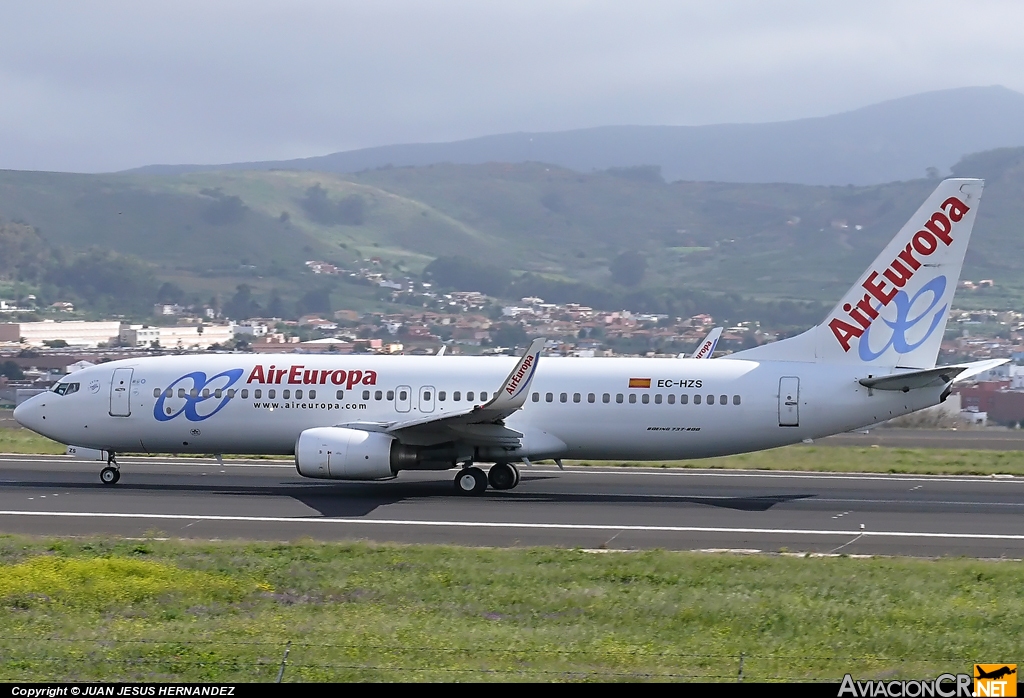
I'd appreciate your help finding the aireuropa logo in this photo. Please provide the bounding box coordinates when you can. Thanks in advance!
[153,368,244,422]
[856,275,948,362]
[975,664,1017,697]
[828,195,970,354]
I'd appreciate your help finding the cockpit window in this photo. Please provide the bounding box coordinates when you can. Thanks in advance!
[53,382,80,396]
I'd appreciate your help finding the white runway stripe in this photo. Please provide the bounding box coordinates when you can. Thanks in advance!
[1,509,1023,540]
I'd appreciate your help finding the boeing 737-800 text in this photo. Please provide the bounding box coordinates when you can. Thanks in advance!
[14,179,1003,494]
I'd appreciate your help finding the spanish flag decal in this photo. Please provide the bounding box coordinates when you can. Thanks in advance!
[628,378,652,389]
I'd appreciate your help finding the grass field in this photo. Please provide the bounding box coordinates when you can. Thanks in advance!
[4,424,1024,475]
[0,536,1020,682]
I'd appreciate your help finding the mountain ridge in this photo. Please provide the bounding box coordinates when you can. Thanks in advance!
[126,86,1024,186]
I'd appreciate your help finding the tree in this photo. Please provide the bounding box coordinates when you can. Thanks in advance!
[301,185,365,225]
[1,360,24,380]
[610,251,647,287]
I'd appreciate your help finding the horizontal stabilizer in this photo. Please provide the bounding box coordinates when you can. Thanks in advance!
[858,358,1008,392]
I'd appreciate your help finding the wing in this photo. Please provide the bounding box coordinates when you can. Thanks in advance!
[336,338,546,447]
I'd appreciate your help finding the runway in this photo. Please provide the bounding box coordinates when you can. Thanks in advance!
[1,455,1022,557]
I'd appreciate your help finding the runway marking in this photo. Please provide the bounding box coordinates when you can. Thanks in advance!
[2,456,1021,483]
[1,509,1024,541]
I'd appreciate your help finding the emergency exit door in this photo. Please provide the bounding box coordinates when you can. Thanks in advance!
[109,368,133,417]
[778,376,800,427]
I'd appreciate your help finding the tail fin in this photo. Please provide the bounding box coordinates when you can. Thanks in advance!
[730,178,984,368]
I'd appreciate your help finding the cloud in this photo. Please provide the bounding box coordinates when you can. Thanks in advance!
[2,0,1023,171]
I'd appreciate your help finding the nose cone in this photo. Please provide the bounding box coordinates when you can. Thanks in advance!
[13,395,45,434]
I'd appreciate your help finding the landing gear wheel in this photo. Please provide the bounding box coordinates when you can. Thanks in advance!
[100,466,120,485]
[454,467,488,495]
[488,462,520,490]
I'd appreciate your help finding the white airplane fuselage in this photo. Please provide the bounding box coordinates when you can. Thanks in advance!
[13,353,940,461]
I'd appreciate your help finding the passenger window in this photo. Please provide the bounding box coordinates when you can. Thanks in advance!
[202,388,210,398]
[453,391,461,401]
[438,391,446,401]
[603,393,610,403]
[153,388,161,398]
[387,390,395,400]
[655,394,662,404]
[641,394,649,404]
[573,393,581,403]
[254,389,262,399]
[588,393,595,403]
[227,389,236,398]
[546,393,553,402]
[336,390,344,400]
[375,390,383,400]
[283,389,290,400]
[467,392,475,402]
[362,390,370,400]
[720,395,727,405]
[178,388,186,398]
[241,389,248,399]
[667,394,675,404]
[400,390,408,400]
[616,393,623,403]
[164,388,172,398]
[733,395,741,405]
[268,389,276,399]
[480,392,487,401]
[424,392,432,401]
[295,389,302,400]
[215,389,223,399]
[707,394,714,405]
[190,389,199,398]
[309,390,316,400]
[532,392,540,402]
[628,394,637,404]
[560,393,567,403]
[680,394,688,404]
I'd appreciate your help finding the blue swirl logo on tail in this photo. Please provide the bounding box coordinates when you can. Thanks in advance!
[858,276,947,362]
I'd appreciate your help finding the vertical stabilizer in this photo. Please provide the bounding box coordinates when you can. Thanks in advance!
[729,178,984,368]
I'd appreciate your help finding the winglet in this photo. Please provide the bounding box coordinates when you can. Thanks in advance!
[483,338,545,413]
[691,327,723,359]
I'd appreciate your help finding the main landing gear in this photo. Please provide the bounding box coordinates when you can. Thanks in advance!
[453,462,520,496]
[100,451,120,485]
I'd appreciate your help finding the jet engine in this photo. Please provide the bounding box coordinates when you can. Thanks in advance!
[294,427,477,480]
[295,427,399,480]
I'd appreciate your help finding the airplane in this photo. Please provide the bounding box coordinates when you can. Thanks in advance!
[13,178,1005,495]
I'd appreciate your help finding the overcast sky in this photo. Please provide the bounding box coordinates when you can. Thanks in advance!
[2,0,1023,173]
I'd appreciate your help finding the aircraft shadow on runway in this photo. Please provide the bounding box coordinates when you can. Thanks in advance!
[2,476,814,517]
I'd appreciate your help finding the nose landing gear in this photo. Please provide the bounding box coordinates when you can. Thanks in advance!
[100,452,120,485]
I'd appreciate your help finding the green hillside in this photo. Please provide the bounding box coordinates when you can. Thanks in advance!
[1,147,1023,316]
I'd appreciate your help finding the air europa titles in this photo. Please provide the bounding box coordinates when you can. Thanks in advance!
[829,196,970,352]
[504,354,535,396]
[246,364,377,390]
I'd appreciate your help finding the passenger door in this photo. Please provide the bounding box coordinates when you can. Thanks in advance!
[395,385,412,413]
[109,368,133,417]
[778,376,799,427]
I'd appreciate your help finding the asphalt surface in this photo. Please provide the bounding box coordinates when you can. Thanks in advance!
[1,454,1022,557]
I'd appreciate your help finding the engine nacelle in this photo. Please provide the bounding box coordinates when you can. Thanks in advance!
[295,427,397,480]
